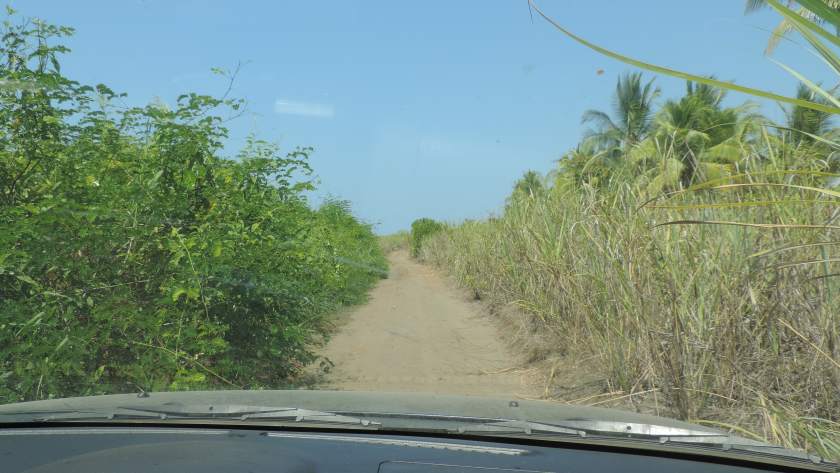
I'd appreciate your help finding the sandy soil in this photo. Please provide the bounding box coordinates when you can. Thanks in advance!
[318,250,537,397]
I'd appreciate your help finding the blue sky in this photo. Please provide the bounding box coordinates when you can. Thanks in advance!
[21,1,833,233]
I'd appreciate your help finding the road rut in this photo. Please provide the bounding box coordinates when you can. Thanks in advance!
[318,250,535,397]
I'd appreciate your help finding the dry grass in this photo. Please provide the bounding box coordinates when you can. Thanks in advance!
[419,177,840,460]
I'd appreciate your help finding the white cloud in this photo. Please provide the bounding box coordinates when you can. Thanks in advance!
[274,99,335,118]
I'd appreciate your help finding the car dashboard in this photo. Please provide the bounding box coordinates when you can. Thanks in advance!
[0,425,824,473]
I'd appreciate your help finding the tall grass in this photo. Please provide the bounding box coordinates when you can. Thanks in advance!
[421,170,840,459]
[419,0,840,459]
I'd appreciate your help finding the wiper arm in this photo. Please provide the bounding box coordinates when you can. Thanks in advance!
[540,419,733,439]
[0,408,169,422]
[452,419,586,436]
[3,404,379,427]
[451,418,828,465]
[123,404,379,426]
[452,418,744,441]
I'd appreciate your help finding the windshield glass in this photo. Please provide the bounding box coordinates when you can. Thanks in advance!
[1,0,838,464]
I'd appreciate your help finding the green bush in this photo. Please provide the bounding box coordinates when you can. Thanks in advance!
[0,14,385,402]
[410,218,444,257]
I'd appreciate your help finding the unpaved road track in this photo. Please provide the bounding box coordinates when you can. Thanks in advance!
[319,250,536,397]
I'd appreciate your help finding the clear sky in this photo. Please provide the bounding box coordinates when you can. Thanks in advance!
[20,1,833,233]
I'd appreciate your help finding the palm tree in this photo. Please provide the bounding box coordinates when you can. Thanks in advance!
[513,170,545,198]
[557,141,614,187]
[786,83,834,145]
[655,81,743,186]
[745,0,840,54]
[581,72,660,156]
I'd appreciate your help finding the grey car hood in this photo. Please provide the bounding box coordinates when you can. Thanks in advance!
[0,389,720,429]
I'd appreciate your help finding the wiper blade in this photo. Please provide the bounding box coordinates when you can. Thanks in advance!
[0,408,167,422]
[123,404,379,426]
[2,404,379,427]
[450,418,828,465]
[451,419,586,436]
[547,419,734,439]
[450,418,728,439]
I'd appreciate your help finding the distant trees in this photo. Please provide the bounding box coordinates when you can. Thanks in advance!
[556,72,836,193]
[581,72,660,157]
[513,170,545,198]
[410,218,445,257]
[786,83,834,145]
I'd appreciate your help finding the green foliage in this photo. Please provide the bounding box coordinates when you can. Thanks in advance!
[746,0,840,54]
[378,231,410,254]
[581,72,660,156]
[511,170,545,199]
[655,80,742,186]
[559,73,834,197]
[787,83,835,145]
[0,14,385,402]
[557,142,616,188]
[410,218,444,258]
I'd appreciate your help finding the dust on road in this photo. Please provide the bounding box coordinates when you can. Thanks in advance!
[318,250,536,397]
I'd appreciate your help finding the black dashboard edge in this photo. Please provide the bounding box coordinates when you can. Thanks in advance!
[0,421,834,473]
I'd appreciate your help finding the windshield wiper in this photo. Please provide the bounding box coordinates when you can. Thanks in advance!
[450,418,733,439]
[449,418,827,465]
[0,404,380,427]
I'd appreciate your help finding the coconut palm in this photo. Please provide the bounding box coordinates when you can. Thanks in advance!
[654,81,745,186]
[581,72,660,157]
[557,141,614,187]
[745,0,840,54]
[513,170,545,198]
[786,82,834,145]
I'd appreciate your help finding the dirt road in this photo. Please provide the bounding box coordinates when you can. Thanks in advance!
[318,250,535,397]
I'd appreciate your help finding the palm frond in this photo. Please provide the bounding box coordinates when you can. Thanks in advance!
[581,109,618,129]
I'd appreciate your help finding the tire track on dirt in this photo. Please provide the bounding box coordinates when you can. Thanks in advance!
[318,250,537,397]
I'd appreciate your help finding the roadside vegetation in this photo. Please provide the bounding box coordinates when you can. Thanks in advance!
[410,218,445,257]
[0,12,385,403]
[378,230,410,254]
[420,1,840,459]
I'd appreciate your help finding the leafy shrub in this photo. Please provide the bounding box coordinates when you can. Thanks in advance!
[410,218,444,257]
[0,13,385,402]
